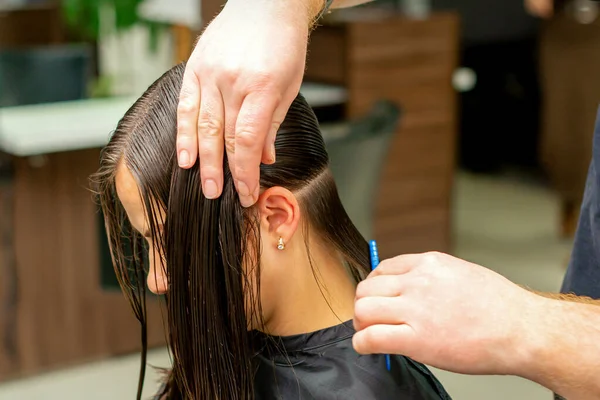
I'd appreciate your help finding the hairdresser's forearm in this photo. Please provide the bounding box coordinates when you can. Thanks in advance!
[518,295,600,399]
[224,0,370,30]
[306,0,373,14]
[305,0,373,23]
[331,0,373,8]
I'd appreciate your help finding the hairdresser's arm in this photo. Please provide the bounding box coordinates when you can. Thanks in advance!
[176,0,371,207]
[525,0,553,18]
[352,252,600,400]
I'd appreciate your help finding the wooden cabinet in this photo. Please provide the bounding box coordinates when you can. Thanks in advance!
[0,3,64,48]
[305,11,460,258]
[0,3,165,380]
[0,151,166,381]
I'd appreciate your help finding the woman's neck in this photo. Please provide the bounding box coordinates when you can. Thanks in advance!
[260,238,357,337]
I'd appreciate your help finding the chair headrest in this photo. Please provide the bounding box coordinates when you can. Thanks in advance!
[327,100,402,143]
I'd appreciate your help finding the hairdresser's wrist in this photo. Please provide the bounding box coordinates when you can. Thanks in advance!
[516,297,600,398]
[503,293,552,379]
[223,0,326,28]
[511,295,586,393]
[469,288,551,381]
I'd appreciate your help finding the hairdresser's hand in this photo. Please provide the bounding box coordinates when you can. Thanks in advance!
[525,0,553,18]
[352,252,544,376]
[177,0,312,207]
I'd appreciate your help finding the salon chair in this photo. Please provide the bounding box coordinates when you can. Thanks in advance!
[0,44,91,107]
[324,100,401,240]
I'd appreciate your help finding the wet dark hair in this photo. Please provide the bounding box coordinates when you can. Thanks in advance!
[91,63,370,399]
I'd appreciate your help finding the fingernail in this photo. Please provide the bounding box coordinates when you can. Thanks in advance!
[203,179,218,199]
[240,195,254,208]
[237,180,251,197]
[178,150,190,167]
[269,143,276,163]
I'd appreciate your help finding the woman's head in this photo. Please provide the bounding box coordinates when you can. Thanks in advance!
[92,63,369,399]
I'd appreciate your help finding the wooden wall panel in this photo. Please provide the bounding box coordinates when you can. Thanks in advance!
[0,150,165,381]
[0,155,15,378]
[0,3,64,48]
[201,0,226,29]
[306,12,460,259]
[305,26,348,85]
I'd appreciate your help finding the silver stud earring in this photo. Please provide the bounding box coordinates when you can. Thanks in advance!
[277,237,285,250]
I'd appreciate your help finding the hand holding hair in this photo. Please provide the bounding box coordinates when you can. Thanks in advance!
[352,251,600,400]
[177,0,319,207]
[176,0,370,207]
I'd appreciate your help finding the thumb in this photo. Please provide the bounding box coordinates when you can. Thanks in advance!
[352,324,415,356]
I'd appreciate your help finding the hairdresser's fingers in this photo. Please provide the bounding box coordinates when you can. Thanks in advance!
[233,93,279,207]
[353,324,416,356]
[353,296,407,332]
[355,275,405,300]
[260,103,287,164]
[367,254,421,278]
[197,85,226,199]
[222,96,242,182]
[177,65,202,168]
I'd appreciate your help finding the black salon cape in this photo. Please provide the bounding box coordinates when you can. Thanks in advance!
[252,321,452,400]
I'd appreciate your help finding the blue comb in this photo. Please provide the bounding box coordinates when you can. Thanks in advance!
[369,240,392,372]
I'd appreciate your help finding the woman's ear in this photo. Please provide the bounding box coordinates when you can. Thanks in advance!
[256,187,301,248]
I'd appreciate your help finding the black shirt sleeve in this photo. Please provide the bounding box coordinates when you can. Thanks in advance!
[561,107,600,299]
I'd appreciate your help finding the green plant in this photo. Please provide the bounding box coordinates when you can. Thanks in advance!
[61,0,164,50]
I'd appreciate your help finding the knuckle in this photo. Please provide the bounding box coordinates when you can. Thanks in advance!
[224,136,236,155]
[422,251,442,265]
[197,142,217,159]
[197,117,223,138]
[372,259,392,276]
[393,274,405,289]
[269,120,282,137]
[179,82,195,98]
[414,274,432,289]
[378,258,391,270]
[229,66,281,94]
[234,165,252,181]
[220,65,241,84]
[177,98,196,116]
[247,73,275,91]
[353,298,370,322]
[176,131,195,144]
[355,281,367,299]
[235,129,259,150]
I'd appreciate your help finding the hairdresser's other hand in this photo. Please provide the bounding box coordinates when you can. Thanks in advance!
[525,0,553,18]
[177,0,312,207]
[352,252,544,376]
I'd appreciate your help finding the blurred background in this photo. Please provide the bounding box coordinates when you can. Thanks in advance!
[0,0,594,398]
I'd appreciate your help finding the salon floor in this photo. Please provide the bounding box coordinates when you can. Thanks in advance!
[0,170,571,400]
